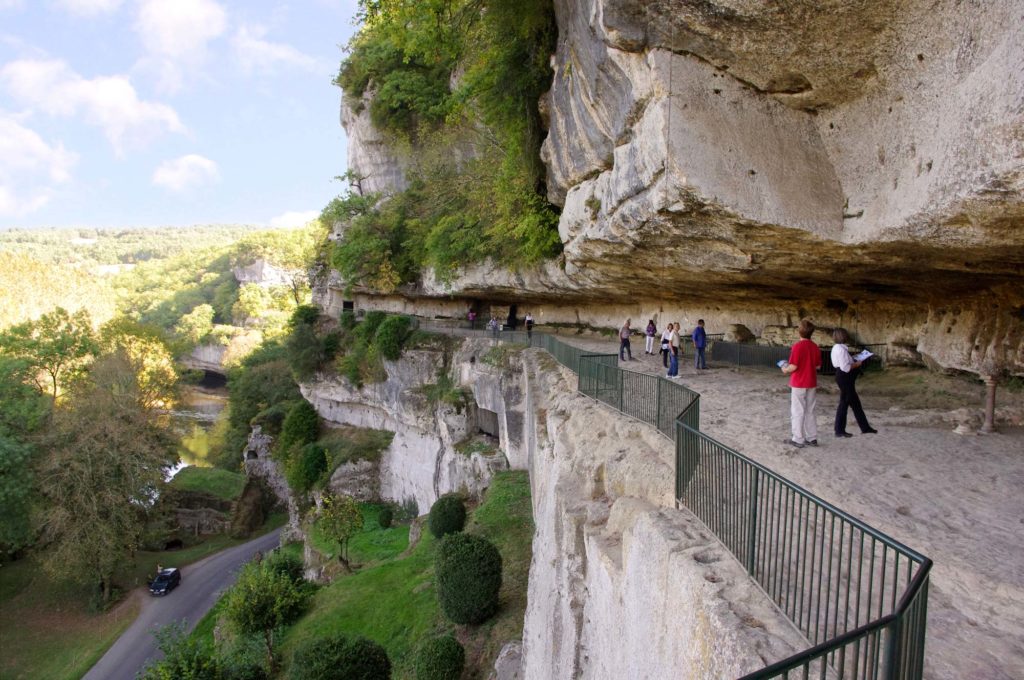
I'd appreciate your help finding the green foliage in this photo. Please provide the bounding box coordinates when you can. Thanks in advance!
[419,372,469,411]
[139,621,224,680]
[481,343,527,369]
[327,0,561,290]
[413,635,464,680]
[288,633,391,680]
[224,561,309,670]
[319,494,365,568]
[287,443,328,494]
[435,532,503,625]
[428,494,466,539]
[318,426,394,472]
[291,305,321,327]
[374,315,412,360]
[377,505,394,529]
[0,356,49,435]
[276,401,320,460]
[175,304,216,345]
[0,433,34,557]
[224,342,302,464]
[0,306,98,402]
[263,549,306,585]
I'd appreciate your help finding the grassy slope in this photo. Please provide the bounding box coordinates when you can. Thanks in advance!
[279,470,534,679]
[0,511,286,680]
[169,465,247,502]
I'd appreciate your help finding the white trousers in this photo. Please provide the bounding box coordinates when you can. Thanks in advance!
[790,387,818,444]
[645,336,654,353]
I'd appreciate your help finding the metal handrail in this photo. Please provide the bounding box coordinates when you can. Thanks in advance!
[415,322,929,679]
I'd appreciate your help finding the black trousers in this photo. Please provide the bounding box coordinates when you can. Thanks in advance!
[835,369,872,434]
[660,345,669,367]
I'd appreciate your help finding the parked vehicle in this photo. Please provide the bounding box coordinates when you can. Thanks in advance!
[149,567,181,596]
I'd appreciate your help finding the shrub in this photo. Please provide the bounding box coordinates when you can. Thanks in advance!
[374,315,412,360]
[428,494,466,539]
[289,633,391,680]
[290,305,321,327]
[435,532,502,625]
[356,311,387,341]
[378,505,394,529]
[277,401,320,458]
[413,635,464,680]
[340,310,357,330]
[251,401,292,436]
[287,443,327,494]
[263,549,305,584]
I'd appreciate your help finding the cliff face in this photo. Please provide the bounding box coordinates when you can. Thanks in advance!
[336,0,1024,375]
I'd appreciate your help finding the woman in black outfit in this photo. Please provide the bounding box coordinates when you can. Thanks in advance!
[830,328,878,437]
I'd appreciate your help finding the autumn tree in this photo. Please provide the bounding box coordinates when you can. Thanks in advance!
[34,353,177,602]
[98,318,179,410]
[0,307,97,405]
[319,493,364,571]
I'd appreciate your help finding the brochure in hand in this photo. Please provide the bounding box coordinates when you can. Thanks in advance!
[776,359,789,369]
[853,349,874,362]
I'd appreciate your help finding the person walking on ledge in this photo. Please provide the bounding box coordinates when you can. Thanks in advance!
[645,319,657,355]
[831,327,878,438]
[619,319,633,361]
[692,319,708,370]
[780,319,821,448]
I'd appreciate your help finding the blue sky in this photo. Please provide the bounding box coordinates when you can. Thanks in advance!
[0,0,361,228]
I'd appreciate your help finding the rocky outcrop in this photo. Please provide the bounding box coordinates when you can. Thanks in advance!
[340,90,409,197]
[516,349,807,677]
[330,0,1023,376]
[243,425,303,542]
[300,346,508,513]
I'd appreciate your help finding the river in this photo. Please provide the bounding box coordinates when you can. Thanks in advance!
[167,385,228,476]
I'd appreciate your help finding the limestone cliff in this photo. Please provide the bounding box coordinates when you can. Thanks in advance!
[335,0,1023,375]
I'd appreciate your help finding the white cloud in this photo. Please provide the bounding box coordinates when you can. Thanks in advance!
[0,58,185,154]
[134,0,226,92]
[232,25,322,75]
[53,0,123,16]
[0,115,78,217]
[152,154,220,193]
[268,210,318,228]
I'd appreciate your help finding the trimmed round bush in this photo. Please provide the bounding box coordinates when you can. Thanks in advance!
[374,315,412,361]
[277,401,320,458]
[289,633,391,680]
[413,635,464,680]
[378,505,394,529]
[435,533,502,625]
[428,494,466,539]
[287,443,327,494]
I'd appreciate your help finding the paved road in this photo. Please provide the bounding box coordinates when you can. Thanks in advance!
[83,529,282,680]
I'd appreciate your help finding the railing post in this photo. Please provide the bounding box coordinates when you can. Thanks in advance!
[746,467,759,575]
[883,617,903,679]
[656,378,663,433]
[618,366,624,412]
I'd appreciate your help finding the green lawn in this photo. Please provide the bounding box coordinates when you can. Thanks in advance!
[168,465,246,501]
[0,510,286,680]
[308,503,410,566]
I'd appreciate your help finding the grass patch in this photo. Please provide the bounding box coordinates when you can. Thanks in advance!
[480,343,527,369]
[418,372,470,411]
[309,504,409,566]
[461,471,534,676]
[280,530,442,677]
[169,465,246,501]
[455,436,499,457]
[317,427,394,474]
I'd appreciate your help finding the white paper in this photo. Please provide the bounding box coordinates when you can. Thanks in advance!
[853,349,874,362]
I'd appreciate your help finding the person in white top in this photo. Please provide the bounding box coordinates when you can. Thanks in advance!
[660,325,672,368]
[830,327,877,437]
[667,323,680,378]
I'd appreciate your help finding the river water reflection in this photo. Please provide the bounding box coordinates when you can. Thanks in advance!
[168,386,228,477]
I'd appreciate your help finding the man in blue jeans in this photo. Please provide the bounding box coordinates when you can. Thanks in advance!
[692,319,708,370]
[619,319,633,361]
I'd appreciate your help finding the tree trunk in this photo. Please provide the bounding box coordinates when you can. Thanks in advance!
[264,629,276,672]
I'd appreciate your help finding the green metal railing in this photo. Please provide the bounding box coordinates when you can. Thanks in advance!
[712,341,888,376]
[416,321,929,679]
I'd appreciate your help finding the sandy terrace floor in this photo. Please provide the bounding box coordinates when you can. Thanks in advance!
[542,334,1024,680]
